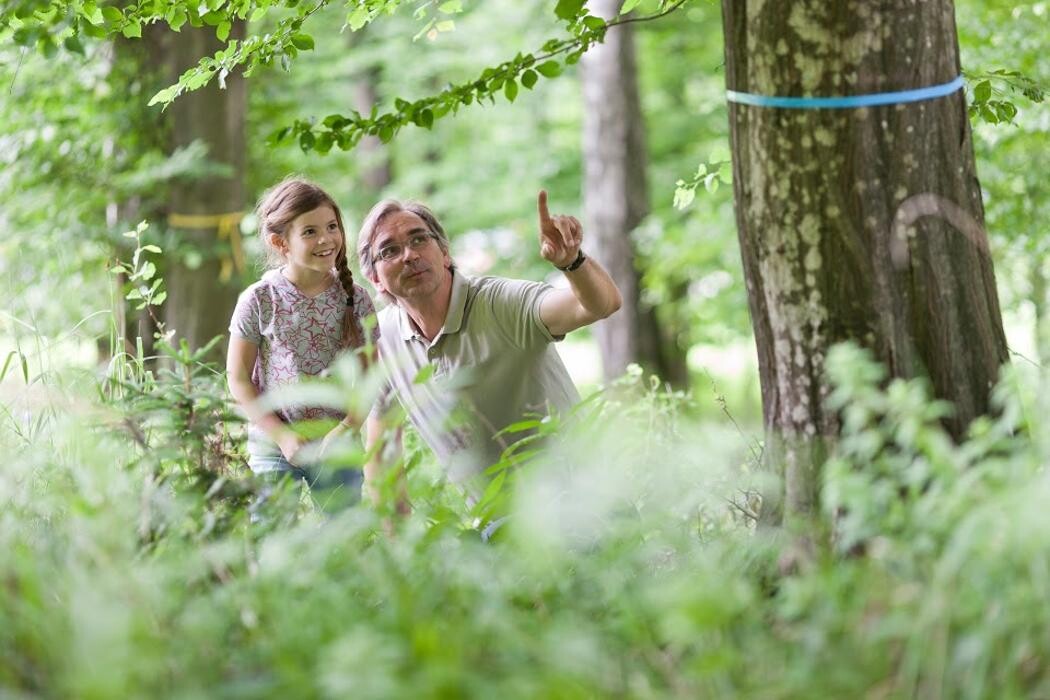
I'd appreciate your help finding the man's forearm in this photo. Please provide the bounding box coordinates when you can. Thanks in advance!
[563,254,623,321]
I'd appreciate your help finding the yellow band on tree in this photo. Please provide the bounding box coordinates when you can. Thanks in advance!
[168,211,246,281]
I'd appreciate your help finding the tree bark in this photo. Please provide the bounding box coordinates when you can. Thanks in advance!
[581,0,688,385]
[164,23,247,360]
[721,0,1008,523]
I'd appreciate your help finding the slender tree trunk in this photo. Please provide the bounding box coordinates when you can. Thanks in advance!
[347,33,392,194]
[721,1,1008,523]
[1033,257,1049,366]
[164,23,247,360]
[581,0,688,385]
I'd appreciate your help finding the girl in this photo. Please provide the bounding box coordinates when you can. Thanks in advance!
[227,177,377,497]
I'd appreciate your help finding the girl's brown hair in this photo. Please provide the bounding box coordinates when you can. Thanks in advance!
[257,177,367,352]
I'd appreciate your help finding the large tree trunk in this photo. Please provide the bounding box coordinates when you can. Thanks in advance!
[721,1,1008,523]
[164,23,247,360]
[581,0,688,385]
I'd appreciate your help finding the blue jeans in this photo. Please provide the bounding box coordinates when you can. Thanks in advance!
[248,455,363,510]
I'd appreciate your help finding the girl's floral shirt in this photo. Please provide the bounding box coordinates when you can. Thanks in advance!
[229,268,379,456]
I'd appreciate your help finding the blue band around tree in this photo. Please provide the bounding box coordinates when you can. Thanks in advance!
[726,75,965,109]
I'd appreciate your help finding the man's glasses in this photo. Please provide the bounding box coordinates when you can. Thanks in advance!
[374,232,436,262]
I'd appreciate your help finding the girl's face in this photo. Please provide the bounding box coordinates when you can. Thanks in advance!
[274,205,343,277]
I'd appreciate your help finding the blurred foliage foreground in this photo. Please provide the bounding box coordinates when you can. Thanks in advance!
[3,324,1049,696]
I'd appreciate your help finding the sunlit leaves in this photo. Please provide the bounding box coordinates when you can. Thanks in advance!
[112,222,167,310]
[674,157,732,210]
[965,68,1045,126]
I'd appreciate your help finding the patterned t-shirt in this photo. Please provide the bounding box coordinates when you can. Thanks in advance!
[229,268,379,456]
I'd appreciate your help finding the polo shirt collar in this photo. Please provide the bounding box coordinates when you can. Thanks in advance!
[396,269,469,340]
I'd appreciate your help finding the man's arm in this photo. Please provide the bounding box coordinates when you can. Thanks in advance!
[534,190,623,337]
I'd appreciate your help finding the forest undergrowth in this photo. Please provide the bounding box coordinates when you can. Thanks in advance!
[2,311,1049,698]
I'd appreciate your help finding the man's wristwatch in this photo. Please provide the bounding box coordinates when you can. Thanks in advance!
[557,250,587,272]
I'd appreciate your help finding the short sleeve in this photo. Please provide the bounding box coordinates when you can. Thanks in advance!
[229,288,262,344]
[483,277,556,349]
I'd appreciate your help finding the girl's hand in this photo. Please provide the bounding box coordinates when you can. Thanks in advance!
[277,431,307,466]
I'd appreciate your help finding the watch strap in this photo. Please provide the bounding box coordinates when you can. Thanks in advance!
[557,250,587,272]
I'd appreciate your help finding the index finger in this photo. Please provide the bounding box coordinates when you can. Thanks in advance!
[537,190,552,225]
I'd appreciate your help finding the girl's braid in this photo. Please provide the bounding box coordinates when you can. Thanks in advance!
[335,246,366,353]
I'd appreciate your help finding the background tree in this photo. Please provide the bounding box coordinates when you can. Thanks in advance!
[581,0,687,384]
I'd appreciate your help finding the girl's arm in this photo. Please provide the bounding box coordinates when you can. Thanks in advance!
[226,335,305,463]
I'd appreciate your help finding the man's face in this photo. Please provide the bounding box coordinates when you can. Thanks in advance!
[368,210,451,303]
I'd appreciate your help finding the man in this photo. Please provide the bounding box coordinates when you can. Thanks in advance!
[357,191,622,506]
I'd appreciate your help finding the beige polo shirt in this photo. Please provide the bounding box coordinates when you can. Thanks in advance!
[375,270,580,491]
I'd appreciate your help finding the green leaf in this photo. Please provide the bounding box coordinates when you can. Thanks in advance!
[269,126,291,145]
[299,130,315,151]
[974,80,992,104]
[101,6,122,23]
[673,185,695,210]
[139,261,157,281]
[169,8,187,30]
[82,22,107,38]
[152,291,167,305]
[323,114,349,128]
[315,132,333,154]
[536,61,561,78]
[216,21,230,41]
[554,0,585,21]
[82,1,104,25]
[504,78,518,102]
[346,5,369,30]
[63,35,85,55]
[420,108,434,128]
[290,33,314,50]
[520,69,538,89]
[413,363,436,384]
[148,86,178,107]
[141,245,162,254]
[437,0,462,13]
[582,14,605,30]
[0,351,18,382]
[121,21,142,38]
[435,19,454,32]
[620,0,641,13]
